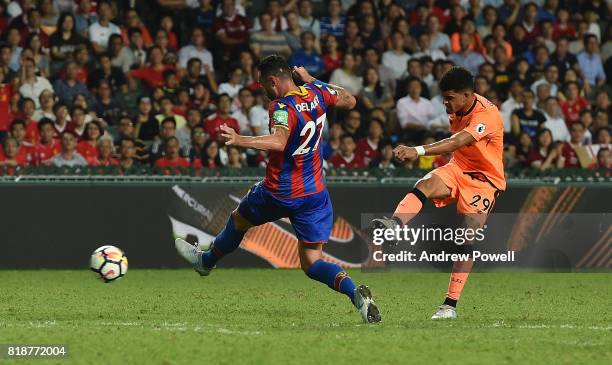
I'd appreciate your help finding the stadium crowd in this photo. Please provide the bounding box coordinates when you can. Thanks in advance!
[0,0,609,173]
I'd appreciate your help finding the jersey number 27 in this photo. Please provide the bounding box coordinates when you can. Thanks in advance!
[292,113,326,156]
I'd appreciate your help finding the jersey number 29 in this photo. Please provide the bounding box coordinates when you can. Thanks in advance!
[292,113,326,156]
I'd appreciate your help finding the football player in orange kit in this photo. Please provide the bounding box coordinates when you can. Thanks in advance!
[372,67,506,319]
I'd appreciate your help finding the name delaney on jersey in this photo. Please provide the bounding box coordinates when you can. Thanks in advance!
[372,250,516,263]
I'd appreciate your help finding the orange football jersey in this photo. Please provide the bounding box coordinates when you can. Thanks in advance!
[448,93,506,191]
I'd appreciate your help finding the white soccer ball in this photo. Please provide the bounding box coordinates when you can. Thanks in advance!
[90,245,128,283]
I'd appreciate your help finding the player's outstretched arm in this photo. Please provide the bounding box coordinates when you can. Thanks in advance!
[394,130,476,161]
[220,124,289,152]
[292,66,356,110]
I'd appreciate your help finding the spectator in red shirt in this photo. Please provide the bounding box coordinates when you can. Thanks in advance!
[0,66,13,135]
[198,139,222,168]
[160,16,178,51]
[129,46,174,89]
[19,8,50,50]
[526,128,563,170]
[33,118,61,164]
[0,137,27,166]
[121,8,153,48]
[73,45,91,84]
[66,106,87,138]
[560,122,586,168]
[52,103,71,135]
[155,136,191,168]
[589,148,611,170]
[149,117,178,163]
[552,8,575,40]
[8,119,34,164]
[204,93,240,142]
[322,35,343,73]
[76,120,102,164]
[328,134,365,168]
[369,139,396,169]
[560,81,589,126]
[355,118,383,166]
[95,137,118,166]
[212,0,251,61]
[19,97,39,144]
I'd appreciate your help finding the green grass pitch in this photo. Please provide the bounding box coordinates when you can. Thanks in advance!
[0,269,610,364]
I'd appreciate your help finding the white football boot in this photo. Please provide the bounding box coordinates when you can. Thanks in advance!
[174,238,213,276]
[431,304,457,319]
[353,285,382,323]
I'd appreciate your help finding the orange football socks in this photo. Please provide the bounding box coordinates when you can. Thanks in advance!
[444,259,474,307]
[393,191,425,225]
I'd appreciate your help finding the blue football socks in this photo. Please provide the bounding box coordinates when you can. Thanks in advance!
[201,216,246,269]
[306,259,356,304]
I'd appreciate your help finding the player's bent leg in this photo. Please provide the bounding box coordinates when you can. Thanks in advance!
[371,172,452,244]
[175,210,254,276]
[298,242,381,323]
[199,210,253,272]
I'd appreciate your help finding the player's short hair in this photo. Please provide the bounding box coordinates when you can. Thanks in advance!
[439,66,474,93]
[257,55,292,79]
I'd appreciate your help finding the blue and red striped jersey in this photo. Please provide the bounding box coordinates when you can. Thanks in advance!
[263,82,338,199]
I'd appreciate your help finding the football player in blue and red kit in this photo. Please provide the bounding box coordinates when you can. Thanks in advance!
[175,55,381,323]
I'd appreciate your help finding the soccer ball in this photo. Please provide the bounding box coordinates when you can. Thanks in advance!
[90,245,128,283]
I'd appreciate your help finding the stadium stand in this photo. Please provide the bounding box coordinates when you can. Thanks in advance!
[0,0,608,177]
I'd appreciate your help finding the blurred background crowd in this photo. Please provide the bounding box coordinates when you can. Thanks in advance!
[0,0,609,173]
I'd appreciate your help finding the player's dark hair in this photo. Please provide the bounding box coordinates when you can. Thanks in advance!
[439,67,474,93]
[257,55,292,79]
